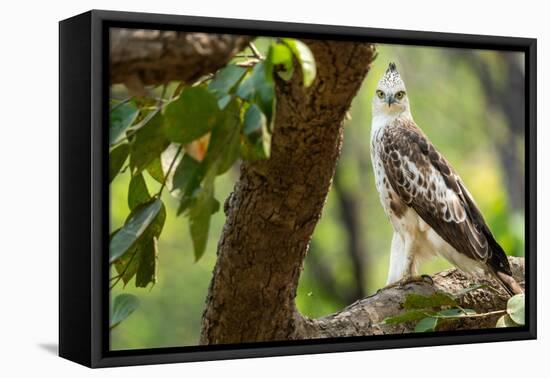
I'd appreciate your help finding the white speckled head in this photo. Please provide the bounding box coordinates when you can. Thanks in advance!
[372,63,411,118]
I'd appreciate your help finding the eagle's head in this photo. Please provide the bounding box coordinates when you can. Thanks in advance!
[373,62,410,117]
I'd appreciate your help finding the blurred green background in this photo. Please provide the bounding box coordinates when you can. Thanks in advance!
[110,42,525,350]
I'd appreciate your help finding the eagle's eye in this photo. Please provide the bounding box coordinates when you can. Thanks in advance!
[395,91,406,100]
[376,90,385,99]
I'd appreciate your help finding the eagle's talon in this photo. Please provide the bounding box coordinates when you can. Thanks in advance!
[384,275,432,289]
[421,274,434,285]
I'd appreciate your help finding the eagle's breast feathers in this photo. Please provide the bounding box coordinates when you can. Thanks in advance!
[374,117,513,277]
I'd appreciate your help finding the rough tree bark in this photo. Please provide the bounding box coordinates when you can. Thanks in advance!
[110,28,251,85]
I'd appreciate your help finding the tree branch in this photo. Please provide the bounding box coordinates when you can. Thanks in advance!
[110,28,252,85]
[297,256,524,338]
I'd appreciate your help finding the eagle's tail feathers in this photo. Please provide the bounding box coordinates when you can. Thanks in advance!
[484,231,523,297]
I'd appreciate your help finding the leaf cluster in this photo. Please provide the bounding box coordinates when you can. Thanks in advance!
[381,286,481,332]
[108,38,317,328]
[381,285,525,333]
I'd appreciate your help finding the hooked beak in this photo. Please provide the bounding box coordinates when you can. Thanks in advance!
[386,95,396,107]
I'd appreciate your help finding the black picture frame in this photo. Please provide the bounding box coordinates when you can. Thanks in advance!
[59,9,537,368]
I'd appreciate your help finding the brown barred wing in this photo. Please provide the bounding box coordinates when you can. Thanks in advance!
[379,119,491,263]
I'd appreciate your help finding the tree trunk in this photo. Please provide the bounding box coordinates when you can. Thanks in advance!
[200,40,377,344]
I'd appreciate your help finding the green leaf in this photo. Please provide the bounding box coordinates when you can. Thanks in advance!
[182,166,220,260]
[268,43,294,81]
[128,173,150,210]
[382,309,435,325]
[203,99,241,175]
[436,308,464,317]
[172,154,201,194]
[496,314,519,328]
[240,104,271,161]
[163,86,219,144]
[109,228,120,241]
[109,143,129,183]
[114,203,165,286]
[129,112,169,175]
[110,294,139,329]
[188,194,219,261]
[160,144,184,195]
[282,38,317,87]
[113,244,140,286]
[147,201,166,239]
[215,123,240,175]
[236,62,268,100]
[177,194,197,217]
[110,101,139,146]
[109,198,162,264]
[110,99,121,109]
[173,100,241,213]
[506,293,525,325]
[454,284,489,297]
[243,103,267,140]
[189,206,212,261]
[208,64,247,94]
[217,94,233,110]
[403,292,458,310]
[146,157,164,184]
[236,61,274,121]
[437,308,476,318]
[415,317,438,332]
[135,237,158,288]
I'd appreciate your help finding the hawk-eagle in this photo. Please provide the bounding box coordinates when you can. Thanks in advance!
[371,62,522,296]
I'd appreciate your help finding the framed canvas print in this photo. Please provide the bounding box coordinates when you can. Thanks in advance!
[59,10,537,368]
